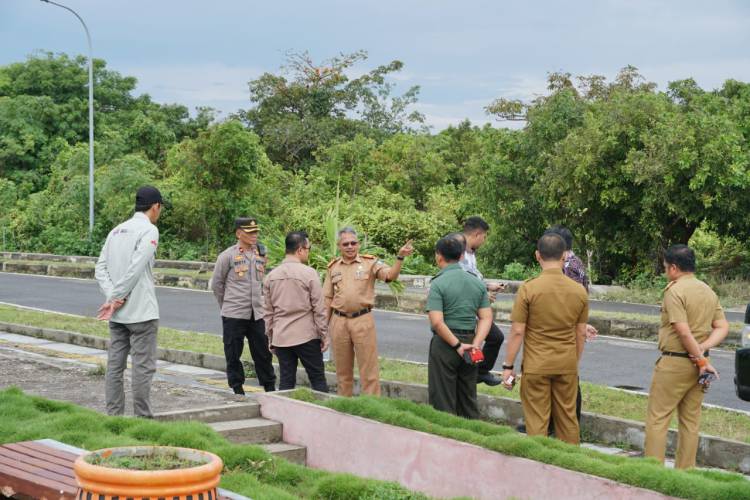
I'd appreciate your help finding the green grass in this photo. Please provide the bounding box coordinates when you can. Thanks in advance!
[0,387,431,500]
[2,303,749,443]
[289,390,750,500]
[600,278,750,309]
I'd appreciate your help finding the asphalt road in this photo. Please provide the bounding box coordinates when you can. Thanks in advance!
[0,272,746,411]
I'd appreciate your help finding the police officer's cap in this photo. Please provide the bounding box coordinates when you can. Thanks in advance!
[135,186,163,210]
[235,217,260,233]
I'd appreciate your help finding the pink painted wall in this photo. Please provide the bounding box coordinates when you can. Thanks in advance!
[257,394,677,500]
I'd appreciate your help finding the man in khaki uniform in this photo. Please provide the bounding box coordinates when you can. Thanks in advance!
[645,244,728,469]
[323,227,414,396]
[502,233,589,444]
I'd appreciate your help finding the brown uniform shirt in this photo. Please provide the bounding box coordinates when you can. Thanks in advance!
[263,257,328,348]
[510,268,589,375]
[323,254,390,314]
[658,275,725,353]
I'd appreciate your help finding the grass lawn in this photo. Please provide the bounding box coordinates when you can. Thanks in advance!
[288,389,750,500]
[1,303,748,444]
[0,387,432,500]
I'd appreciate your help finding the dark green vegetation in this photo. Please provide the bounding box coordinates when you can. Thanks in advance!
[3,53,750,283]
[0,387,430,500]
[85,450,204,471]
[289,389,750,500]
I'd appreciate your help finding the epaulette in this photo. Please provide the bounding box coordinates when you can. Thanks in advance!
[664,280,676,292]
[523,275,539,283]
[361,254,376,259]
[327,258,340,268]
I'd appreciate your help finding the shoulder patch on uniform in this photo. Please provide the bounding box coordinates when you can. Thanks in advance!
[523,275,538,283]
[327,258,340,268]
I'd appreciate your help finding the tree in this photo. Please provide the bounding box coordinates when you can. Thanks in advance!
[237,50,424,169]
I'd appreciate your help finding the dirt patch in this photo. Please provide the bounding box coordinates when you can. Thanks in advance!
[0,346,236,415]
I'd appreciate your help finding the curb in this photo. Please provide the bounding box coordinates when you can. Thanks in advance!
[1,320,748,474]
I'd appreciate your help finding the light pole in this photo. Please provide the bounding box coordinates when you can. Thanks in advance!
[40,0,95,237]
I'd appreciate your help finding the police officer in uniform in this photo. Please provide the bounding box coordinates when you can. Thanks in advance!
[210,217,276,394]
[323,227,414,397]
[427,233,493,418]
[644,244,728,469]
[502,232,589,444]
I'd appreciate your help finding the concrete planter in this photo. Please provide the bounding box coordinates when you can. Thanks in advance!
[257,391,677,500]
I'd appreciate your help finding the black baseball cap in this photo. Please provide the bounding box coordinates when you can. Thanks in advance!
[135,186,163,210]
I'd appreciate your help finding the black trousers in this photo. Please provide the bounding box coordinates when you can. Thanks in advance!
[222,315,276,391]
[275,339,329,393]
[428,332,479,419]
[478,322,504,376]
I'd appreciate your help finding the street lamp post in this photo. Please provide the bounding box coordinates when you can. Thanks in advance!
[40,0,95,237]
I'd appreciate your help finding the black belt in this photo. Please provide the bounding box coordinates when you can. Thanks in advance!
[431,329,475,336]
[661,350,709,358]
[333,307,371,318]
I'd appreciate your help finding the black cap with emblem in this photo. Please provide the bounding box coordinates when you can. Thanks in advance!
[235,217,260,233]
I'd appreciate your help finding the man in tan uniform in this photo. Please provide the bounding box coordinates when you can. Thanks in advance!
[645,244,728,469]
[323,227,414,396]
[502,233,589,444]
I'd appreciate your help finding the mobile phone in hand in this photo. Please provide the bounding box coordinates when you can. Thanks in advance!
[698,372,717,386]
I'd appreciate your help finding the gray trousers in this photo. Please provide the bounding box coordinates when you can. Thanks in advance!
[105,319,158,417]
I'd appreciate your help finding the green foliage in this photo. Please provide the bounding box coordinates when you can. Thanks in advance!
[237,50,425,169]
[4,52,750,286]
[499,262,537,281]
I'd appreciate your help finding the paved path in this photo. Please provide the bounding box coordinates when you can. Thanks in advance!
[0,272,746,411]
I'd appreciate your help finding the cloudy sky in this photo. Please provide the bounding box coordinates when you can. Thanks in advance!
[1,0,749,129]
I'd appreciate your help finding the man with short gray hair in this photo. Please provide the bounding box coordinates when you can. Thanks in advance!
[323,227,414,396]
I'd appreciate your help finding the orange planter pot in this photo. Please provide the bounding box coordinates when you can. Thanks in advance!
[73,446,223,500]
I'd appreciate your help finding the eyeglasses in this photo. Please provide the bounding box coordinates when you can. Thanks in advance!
[341,241,359,247]
[302,245,312,251]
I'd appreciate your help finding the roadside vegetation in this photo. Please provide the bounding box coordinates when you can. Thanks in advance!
[1,303,747,443]
[3,53,750,288]
[0,387,431,500]
[288,389,750,500]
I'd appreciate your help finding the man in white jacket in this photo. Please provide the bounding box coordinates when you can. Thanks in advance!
[95,186,163,417]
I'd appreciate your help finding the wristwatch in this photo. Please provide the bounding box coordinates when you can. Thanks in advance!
[452,340,461,350]
[502,363,514,370]
[397,255,405,261]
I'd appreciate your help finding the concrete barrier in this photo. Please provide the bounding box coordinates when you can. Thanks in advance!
[0,320,747,474]
[258,391,677,500]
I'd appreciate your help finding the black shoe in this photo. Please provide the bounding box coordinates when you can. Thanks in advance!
[516,424,526,433]
[477,372,502,386]
[232,385,246,395]
[264,385,276,392]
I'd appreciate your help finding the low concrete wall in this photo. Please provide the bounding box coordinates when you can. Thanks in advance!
[2,321,746,473]
[258,392,676,500]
